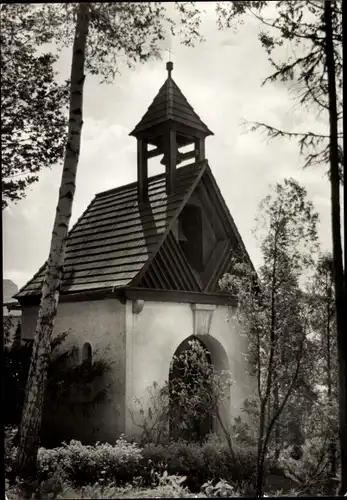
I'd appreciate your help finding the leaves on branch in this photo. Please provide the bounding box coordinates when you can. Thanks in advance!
[242,120,343,180]
[1,4,69,209]
[216,1,343,174]
[220,179,320,492]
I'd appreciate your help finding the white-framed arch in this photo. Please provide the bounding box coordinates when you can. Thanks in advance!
[168,332,232,441]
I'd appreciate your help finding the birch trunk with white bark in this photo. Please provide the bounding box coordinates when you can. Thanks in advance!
[13,3,90,480]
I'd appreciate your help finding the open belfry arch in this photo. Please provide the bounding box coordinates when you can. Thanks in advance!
[130,61,212,202]
[15,63,255,444]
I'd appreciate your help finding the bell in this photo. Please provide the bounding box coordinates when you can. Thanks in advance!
[160,149,183,166]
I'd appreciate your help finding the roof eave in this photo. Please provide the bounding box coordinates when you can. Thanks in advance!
[129,121,214,138]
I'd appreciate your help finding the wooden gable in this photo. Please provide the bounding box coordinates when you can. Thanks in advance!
[132,164,252,294]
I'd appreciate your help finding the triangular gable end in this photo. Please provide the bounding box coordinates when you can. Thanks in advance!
[136,232,201,291]
[131,163,252,294]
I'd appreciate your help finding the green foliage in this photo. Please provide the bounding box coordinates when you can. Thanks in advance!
[201,478,241,497]
[7,437,260,493]
[309,253,338,395]
[24,3,204,84]
[1,4,69,208]
[220,178,319,495]
[142,440,259,493]
[4,339,34,426]
[3,331,110,434]
[132,340,234,448]
[45,344,111,423]
[131,381,170,446]
[278,437,338,495]
[5,427,18,477]
[215,1,343,172]
[1,2,205,209]
[6,474,203,499]
[3,316,20,346]
[37,437,142,486]
[169,338,232,443]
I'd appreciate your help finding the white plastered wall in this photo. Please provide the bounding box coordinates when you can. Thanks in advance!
[20,298,126,444]
[124,299,254,440]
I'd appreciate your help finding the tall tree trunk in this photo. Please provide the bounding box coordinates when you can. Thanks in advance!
[256,403,267,498]
[274,381,280,460]
[324,0,347,494]
[256,229,279,497]
[13,3,90,480]
[326,272,337,477]
[343,0,347,337]
[342,0,347,487]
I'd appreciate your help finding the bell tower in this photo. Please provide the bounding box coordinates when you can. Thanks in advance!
[130,62,213,203]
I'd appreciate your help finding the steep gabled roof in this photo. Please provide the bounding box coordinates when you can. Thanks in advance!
[130,75,213,137]
[15,162,207,299]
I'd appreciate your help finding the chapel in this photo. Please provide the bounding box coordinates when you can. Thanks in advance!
[15,63,254,444]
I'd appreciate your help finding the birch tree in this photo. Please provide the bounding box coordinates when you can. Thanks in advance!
[12,1,203,481]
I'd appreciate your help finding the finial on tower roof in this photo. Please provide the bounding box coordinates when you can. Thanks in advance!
[166,61,173,78]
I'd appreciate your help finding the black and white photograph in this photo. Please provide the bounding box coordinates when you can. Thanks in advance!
[2,1,346,498]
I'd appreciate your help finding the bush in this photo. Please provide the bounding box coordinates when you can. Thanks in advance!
[34,436,259,492]
[141,440,258,492]
[278,437,338,495]
[38,436,142,485]
[5,426,18,476]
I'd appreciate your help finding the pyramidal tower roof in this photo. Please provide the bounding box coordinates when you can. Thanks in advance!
[130,62,213,137]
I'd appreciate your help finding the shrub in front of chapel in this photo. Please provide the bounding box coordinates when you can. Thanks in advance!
[140,440,258,492]
[36,437,259,491]
[37,436,142,485]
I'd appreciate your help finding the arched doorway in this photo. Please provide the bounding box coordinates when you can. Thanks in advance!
[169,335,213,443]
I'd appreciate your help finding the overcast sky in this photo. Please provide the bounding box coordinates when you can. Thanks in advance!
[3,2,335,290]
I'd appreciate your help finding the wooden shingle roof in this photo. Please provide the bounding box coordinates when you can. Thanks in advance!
[15,161,207,299]
[130,74,213,137]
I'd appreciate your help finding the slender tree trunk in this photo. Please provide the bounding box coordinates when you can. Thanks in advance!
[326,274,337,477]
[13,3,90,480]
[342,0,347,486]
[257,402,267,497]
[215,410,242,491]
[324,0,347,494]
[256,351,302,497]
[274,381,280,460]
[256,235,279,497]
[343,0,347,337]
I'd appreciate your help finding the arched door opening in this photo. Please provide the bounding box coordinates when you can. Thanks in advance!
[169,336,213,443]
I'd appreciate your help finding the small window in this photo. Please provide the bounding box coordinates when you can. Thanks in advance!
[82,342,92,366]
